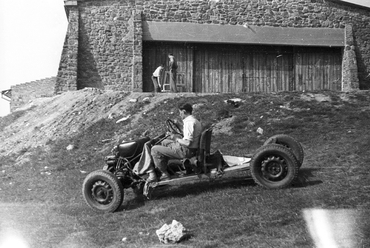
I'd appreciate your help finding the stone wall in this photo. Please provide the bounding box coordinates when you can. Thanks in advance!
[77,0,136,92]
[11,77,56,111]
[56,2,79,94]
[55,0,370,92]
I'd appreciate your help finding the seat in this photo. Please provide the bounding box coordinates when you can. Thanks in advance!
[162,71,186,92]
[182,126,213,174]
[197,126,213,173]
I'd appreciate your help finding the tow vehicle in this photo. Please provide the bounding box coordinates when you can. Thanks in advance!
[82,119,304,212]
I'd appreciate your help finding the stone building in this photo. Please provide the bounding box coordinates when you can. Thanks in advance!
[9,77,57,111]
[56,0,370,94]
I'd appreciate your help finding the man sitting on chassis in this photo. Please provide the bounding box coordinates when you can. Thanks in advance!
[148,103,203,182]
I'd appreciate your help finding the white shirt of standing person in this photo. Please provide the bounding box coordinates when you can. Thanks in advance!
[153,66,163,77]
[153,66,164,87]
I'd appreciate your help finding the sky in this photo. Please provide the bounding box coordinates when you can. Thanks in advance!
[0,0,68,116]
[0,0,369,117]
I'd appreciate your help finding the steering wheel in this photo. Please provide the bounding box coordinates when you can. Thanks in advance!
[166,119,182,136]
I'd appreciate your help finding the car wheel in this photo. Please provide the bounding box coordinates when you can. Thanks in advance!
[263,134,304,168]
[250,144,299,189]
[82,169,124,212]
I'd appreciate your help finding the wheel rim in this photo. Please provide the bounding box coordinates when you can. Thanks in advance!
[261,156,287,181]
[91,180,114,205]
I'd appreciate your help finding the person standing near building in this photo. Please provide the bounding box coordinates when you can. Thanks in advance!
[168,53,178,93]
[151,65,164,93]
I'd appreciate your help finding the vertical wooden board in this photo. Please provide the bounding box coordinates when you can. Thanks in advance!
[269,54,273,92]
[236,51,243,93]
[328,53,334,90]
[262,54,267,93]
[302,53,307,91]
[320,53,325,90]
[242,53,247,92]
[250,53,255,92]
[296,53,302,91]
[315,53,321,90]
[256,55,260,92]
[204,50,208,93]
[276,55,282,91]
[213,50,218,93]
[254,54,258,92]
[289,54,294,91]
[264,54,268,92]
[307,53,312,91]
[220,51,224,93]
[268,54,275,92]
[230,51,234,92]
[323,53,328,90]
[222,51,227,93]
[193,49,200,93]
[263,54,268,93]
[271,54,276,92]
[188,47,194,92]
[199,49,203,93]
[319,53,325,90]
[335,53,342,91]
[241,53,246,92]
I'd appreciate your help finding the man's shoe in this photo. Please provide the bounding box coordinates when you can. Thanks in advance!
[160,172,171,181]
[147,171,158,183]
[192,160,203,174]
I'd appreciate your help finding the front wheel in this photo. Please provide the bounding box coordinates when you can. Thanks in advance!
[82,170,124,212]
[250,144,299,189]
[263,134,304,168]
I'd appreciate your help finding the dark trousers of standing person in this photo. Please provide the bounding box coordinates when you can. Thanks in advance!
[169,69,177,93]
[151,76,161,93]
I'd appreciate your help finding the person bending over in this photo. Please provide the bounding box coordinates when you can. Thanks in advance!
[149,103,202,182]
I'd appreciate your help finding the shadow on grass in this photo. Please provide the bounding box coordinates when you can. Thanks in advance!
[119,168,323,211]
[292,167,323,188]
[151,176,256,200]
[117,176,256,211]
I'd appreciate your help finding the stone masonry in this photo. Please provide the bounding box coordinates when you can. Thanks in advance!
[54,0,370,93]
[11,77,57,111]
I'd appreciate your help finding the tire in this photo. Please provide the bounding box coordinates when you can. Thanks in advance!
[250,144,299,189]
[82,169,124,212]
[263,134,304,168]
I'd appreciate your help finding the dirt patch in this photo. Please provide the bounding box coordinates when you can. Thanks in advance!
[0,90,199,158]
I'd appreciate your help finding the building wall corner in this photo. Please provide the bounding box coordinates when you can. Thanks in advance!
[342,24,359,92]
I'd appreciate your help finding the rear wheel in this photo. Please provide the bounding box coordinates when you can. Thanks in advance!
[263,134,304,168]
[82,170,124,212]
[250,144,299,189]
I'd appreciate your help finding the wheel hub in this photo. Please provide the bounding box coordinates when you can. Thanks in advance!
[91,180,113,204]
[261,156,286,180]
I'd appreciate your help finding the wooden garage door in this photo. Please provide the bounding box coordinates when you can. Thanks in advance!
[194,45,294,93]
[143,42,342,93]
[142,42,193,92]
[294,47,342,91]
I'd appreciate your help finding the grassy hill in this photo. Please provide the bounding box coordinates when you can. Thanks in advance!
[0,89,370,247]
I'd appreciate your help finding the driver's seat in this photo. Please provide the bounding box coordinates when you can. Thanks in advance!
[197,126,213,172]
[183,125,213,174]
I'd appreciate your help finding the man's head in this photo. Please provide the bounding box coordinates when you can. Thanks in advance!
[168,53,174,58]
[178,103,192,119]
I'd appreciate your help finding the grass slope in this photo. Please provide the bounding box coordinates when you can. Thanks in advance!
[0,90,370,247]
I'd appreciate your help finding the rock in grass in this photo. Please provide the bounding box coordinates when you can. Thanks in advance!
[156,220,188,244]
